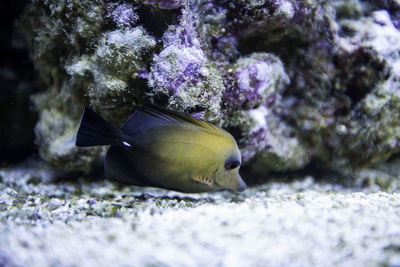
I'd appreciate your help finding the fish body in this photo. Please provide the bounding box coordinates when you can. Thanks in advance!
[76,105,247,193]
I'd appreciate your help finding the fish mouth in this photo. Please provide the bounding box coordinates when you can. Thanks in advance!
[236,175,247,192]
[237,184,247,192]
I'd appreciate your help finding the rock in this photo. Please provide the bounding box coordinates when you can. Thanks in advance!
[148,9,225,123]
[20,1,156,170]
[18,0,400,177]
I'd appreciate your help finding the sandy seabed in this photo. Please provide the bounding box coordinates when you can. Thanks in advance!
[1,160,400,267]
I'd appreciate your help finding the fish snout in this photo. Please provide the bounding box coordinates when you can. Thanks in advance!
[236,175,247,192]
[237,184,247,192]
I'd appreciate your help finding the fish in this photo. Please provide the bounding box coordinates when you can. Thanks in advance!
[75,105,247,193]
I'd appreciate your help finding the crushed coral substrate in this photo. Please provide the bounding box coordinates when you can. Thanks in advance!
[1,160,400,267]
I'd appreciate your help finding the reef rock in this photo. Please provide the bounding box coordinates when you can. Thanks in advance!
[20,0,400,176]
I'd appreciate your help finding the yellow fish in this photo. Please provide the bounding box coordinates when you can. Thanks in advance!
[76,105,247,193]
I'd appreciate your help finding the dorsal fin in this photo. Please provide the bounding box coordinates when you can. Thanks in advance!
[121,105,220,135]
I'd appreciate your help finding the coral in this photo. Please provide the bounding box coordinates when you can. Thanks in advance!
[314,7,400,168]
[107,2,138,28]
[218,52,310,171]
[148,9,225,122]
[66,26,156,120]
[19,0,400,176]
[20,0,156,169]
[222,53,289,110]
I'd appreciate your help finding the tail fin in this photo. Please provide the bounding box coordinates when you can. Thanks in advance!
[76,107,122,147]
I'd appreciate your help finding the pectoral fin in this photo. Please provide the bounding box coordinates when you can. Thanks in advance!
[191,174,214,187]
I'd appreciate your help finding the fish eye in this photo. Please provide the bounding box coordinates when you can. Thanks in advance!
[224,158,240,170]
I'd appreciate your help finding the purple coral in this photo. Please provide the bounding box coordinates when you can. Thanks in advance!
[149,43,207,96]
[147,10,225,122]
[149,13,209,96]
[223,54,289,109]
[108,3,138,28]
[215,36,239,61]
[241,127,270,161]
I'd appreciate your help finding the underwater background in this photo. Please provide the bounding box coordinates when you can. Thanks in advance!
[1,0,400,266]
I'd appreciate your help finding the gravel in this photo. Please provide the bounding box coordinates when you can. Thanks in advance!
[1,159,400,267]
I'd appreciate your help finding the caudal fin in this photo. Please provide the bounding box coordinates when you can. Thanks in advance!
[76,107,122,147]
